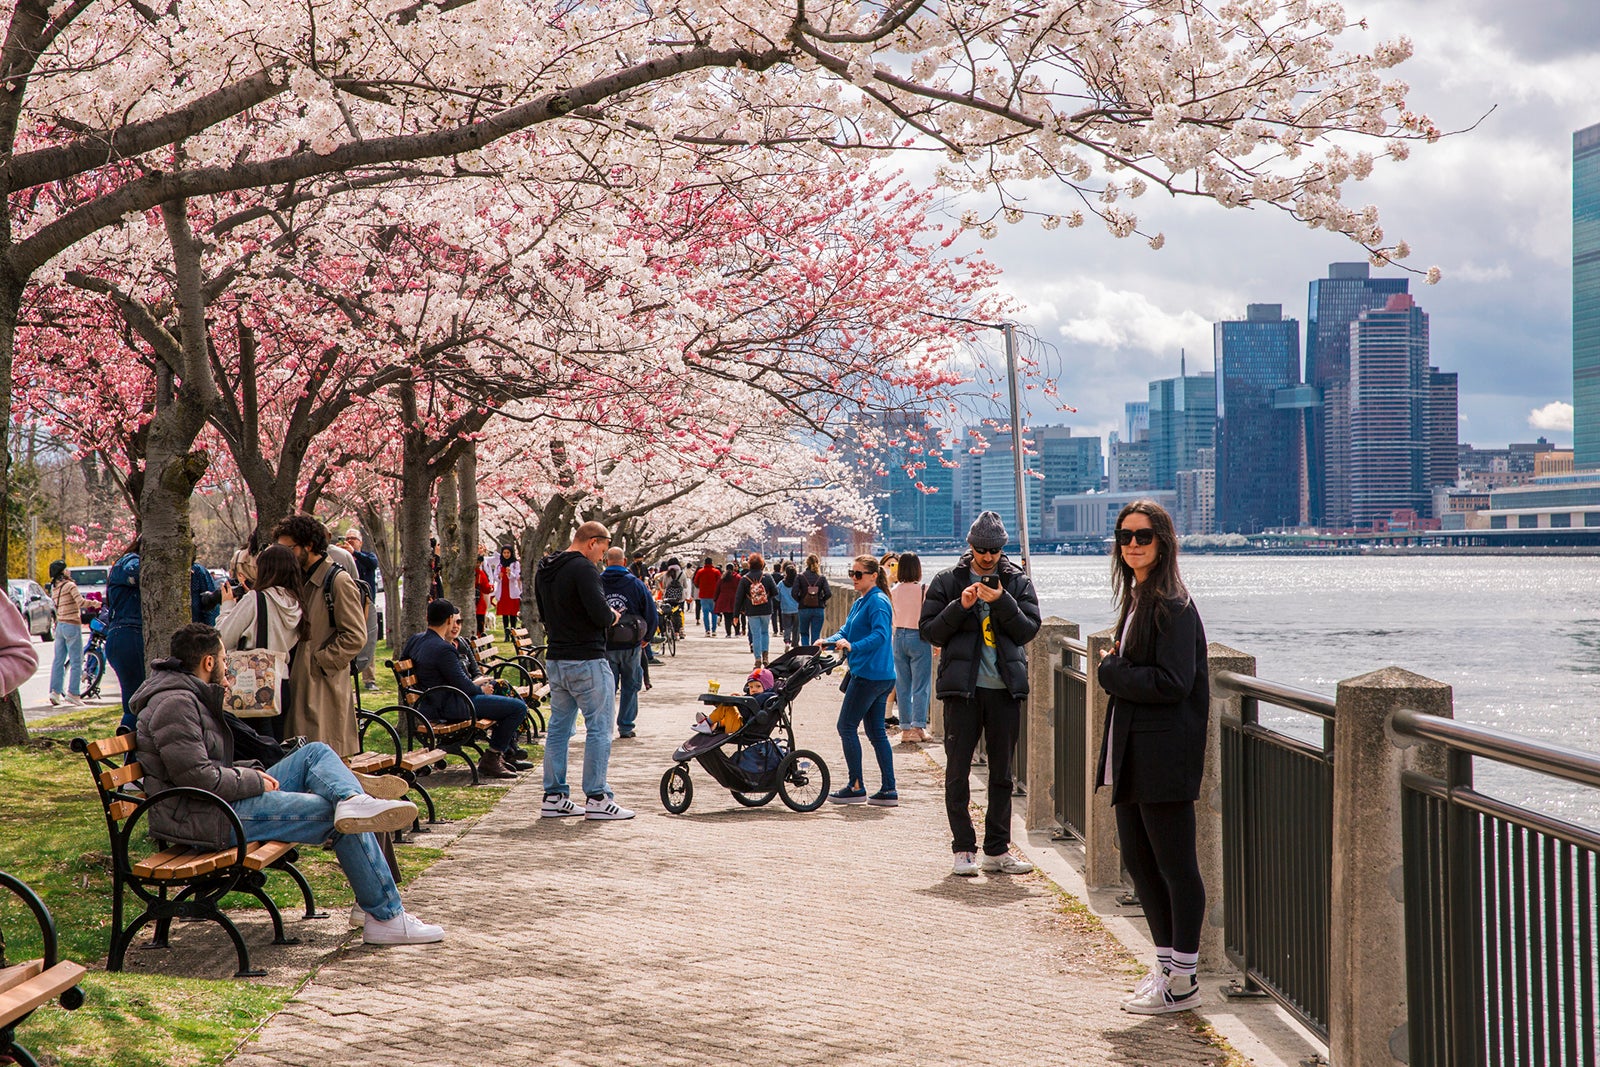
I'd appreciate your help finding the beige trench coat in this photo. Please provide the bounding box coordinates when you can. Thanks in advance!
[285,555,367,756]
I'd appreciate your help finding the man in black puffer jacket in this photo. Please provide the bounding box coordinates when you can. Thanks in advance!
[919,511,1042,878]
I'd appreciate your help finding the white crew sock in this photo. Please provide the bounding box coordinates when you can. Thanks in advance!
[1170,950,1199,978]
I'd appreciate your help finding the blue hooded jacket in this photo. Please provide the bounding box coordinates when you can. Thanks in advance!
[824,585,894,681]
[601,565,659,646]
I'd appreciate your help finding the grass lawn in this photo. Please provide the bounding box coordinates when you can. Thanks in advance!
[0,636,533,1066]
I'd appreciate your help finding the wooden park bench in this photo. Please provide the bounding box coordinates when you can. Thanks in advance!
[1,871,85,1065]
[71,733,323,978]
[468,634,548,739]
[383,659,505,786]
[346,710,449,827]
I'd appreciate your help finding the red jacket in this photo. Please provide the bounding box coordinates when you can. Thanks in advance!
[694,564,722,599]
[475,567,492,615]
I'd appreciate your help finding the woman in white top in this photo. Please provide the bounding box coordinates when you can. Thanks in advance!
[889,553,933,743]
[219,545,306,732]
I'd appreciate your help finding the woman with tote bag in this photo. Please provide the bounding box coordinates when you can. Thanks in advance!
[219,545,306,737]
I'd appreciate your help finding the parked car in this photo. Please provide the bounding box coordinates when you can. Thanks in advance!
[70,565,111,603]
[7,579,54,641]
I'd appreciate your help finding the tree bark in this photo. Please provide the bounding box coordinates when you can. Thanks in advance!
[449,446,479,606]
[433,459,460,605]
[356,497,400,652]
[395,379,433,645]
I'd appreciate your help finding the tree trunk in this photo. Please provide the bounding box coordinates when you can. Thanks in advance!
[396,381,433,645]
[434,460,461,605]
[357,498,400,651]
[0,265,25,744]
[449,446,479,606]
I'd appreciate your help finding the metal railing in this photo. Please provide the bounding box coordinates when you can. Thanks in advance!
[1215,670,1335,1039]
[1053,637,1089,839]
[1393,709,1600,1067]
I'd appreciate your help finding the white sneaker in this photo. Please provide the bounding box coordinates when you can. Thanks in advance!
[333,794,419,834]
[64,694,86,706]
[980,852,1035,875]
[1123,966,1165,1005]
[584,796,635,820]
[952,851,980,877]
[352,772,410,800]
[541,794,583,818]
[349,904,368,929]
[1122,971,1200,1015]
[362,911,444,946]
[48,691,61,706]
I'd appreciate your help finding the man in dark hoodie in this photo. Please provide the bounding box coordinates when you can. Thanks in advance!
[131,622,445,945]
[601,547,658,741]
[919,511,1042,878]
[532,521,634,820]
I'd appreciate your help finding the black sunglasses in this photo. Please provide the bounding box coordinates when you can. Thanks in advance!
[850,568,878,579]
[1115,528,1156,546]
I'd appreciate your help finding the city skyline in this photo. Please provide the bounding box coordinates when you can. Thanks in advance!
[930,1,1600,453]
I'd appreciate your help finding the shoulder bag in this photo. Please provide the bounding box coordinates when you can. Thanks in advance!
[225,591,289,719]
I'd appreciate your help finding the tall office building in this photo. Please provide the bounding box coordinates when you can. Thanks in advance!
[1348,294,1436,526]
[1124,402,1150,442]
[975,426,1102,539]
[1109,433,1153,492]
[1306,263,1409,526]
[847,412,955,547]
[1175,447,1216,535]
[1428,369,1460,502]
[1147,360,1216,490]
[1576,122,1600,466]
[1214,303,1302,533]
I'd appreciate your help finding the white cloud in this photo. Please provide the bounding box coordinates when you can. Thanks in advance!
[1529,401,1575,431]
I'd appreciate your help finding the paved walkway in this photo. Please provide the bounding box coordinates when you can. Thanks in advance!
[228,626,1230,1066]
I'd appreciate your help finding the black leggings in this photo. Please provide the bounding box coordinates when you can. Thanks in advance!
[1115,801,1206,955]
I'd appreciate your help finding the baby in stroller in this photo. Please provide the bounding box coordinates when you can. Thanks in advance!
[692,668,775,734]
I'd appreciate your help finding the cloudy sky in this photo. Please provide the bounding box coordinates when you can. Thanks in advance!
[936,0,1600,451]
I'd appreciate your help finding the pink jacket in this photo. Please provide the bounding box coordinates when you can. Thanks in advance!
[0,593,39,696]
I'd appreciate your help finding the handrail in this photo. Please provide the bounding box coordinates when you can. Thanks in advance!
[1392,707,1600,791]
[1062,635,1087,655]
[1214,669,1336,721]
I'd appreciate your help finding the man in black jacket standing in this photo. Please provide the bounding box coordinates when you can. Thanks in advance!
[919,511,1042,877]
[532,521,633,820]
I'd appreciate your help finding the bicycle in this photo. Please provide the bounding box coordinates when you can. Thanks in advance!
[657,602,684,658]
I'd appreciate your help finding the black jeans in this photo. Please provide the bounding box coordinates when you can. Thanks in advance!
[1115,801,1206,955]
[942,688,1021,856]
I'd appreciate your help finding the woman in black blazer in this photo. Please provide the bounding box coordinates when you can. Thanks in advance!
[1095,500,1208,1016]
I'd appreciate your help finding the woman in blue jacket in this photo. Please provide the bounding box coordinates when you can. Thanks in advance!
[821,556,897,806]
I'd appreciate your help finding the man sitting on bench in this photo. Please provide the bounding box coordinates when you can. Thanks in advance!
[131,622,445,946]
[401,599,525,780]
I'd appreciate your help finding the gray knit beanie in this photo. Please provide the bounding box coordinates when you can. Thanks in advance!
[967,511,1007,551]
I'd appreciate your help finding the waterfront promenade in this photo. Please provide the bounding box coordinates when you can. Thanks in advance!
[223,631,1250,1066]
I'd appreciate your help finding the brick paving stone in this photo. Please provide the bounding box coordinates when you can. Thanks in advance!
[227,628,1231,1066]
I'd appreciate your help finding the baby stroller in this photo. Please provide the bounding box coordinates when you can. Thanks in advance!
[659,648,837,813]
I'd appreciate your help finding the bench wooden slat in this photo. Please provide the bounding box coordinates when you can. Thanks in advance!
[427,719,475,737]
[243,841,294,871]
[98,762,142,791]
[346,752,396,774]
[0,960,44,994]
[130,846,199,878]
[86,734,136,760]
[156,850,230,880]
[107,798,140,822]
[398,748,446,772]
[0,960,87,1026]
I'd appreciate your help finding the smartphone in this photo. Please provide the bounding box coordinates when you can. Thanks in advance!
[980,574,1000,589]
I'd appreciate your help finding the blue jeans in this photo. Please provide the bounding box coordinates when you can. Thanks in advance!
[543,659,617,799]
[463,693,525,752]
[892,629,933,729]
[605,647,643,735]
[700,598,717,633]
[749,619,770,660]
[797,608,825,647]
[232,743,403,921]
[50,622,83,696]
[836,675,896,793]
[107,625,146,729]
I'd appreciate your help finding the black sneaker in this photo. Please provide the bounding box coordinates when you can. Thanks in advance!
[867,790,899,807]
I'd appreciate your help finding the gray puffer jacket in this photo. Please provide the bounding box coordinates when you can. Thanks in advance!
[130,659,267,849]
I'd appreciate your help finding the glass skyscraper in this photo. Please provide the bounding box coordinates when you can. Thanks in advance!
[1306,263,1408,526]
[1148,364,1216,491]
[1575,122,1600,466]
[1349,294,1430,526]
[1214,304,1301,533]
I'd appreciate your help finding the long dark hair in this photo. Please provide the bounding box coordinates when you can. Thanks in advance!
[1109,500,1187,661]
[254,544,309,639]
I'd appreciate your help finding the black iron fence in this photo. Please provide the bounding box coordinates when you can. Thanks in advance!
[1054,637,1089,839]
[1215,670,1334,1039]
[1394,709,1600,1067]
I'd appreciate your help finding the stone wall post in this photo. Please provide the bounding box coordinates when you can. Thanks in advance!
[1329,668,1451,1067]
[1201,643,1253,974]
[1024,618,1078,830]
[824,585,858,637]
[1083,626,1121,888]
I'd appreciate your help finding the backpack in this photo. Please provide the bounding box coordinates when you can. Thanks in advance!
[320,561,369,627]
[746,577,769,608]
[607,611,648,648]
[664,575,684,603]
[798,573,823,609]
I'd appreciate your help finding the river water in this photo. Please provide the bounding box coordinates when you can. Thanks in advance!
[915,553,1600,830]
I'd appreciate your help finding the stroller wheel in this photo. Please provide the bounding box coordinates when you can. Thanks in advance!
[731,789,776,808]
[778,749,830,813]
[660,765,693,814]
